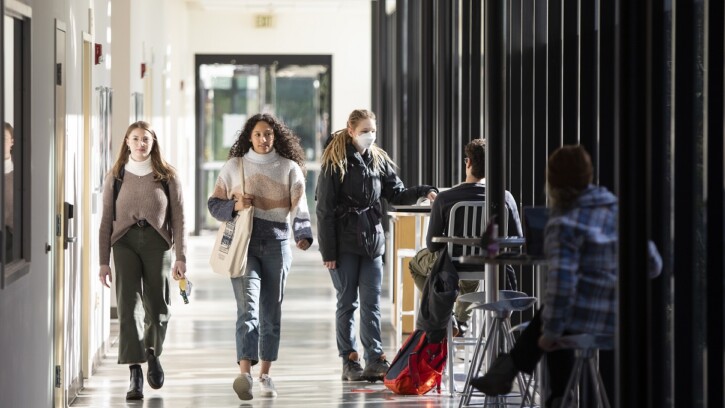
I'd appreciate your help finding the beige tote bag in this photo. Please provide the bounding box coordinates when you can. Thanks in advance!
[209,159,253,278]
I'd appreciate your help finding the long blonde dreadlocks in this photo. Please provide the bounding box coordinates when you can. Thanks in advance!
[320,109,396,182]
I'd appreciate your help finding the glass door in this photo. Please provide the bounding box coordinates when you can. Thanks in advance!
[194,55,332,234]
[197,63,276,231]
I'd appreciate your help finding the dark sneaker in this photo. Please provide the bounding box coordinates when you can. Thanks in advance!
[470,353,518,395]
[233,373,254,400]
[342,354,364,381]
[362,356,390,382]
[146,348,164,389]
[125,364,144,400]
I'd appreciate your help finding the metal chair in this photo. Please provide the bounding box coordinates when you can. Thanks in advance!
[444,201,488,394]
[443,200,519,395]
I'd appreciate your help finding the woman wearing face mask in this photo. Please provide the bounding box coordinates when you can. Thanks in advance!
[316,109,437,382]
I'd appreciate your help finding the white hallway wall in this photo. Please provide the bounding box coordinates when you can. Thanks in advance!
[186,2,373,140]
[0,0,113,407]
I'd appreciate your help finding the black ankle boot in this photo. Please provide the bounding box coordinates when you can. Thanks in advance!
[146,348,165,389]
[470,353,518,396]
[126,364,144,400]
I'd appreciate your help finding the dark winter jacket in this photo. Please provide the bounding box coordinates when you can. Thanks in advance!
[316,143,435,260]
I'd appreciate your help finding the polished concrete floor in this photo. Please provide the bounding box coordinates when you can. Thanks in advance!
[71,235,473,408]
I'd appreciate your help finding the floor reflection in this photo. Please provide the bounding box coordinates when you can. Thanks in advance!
[72,237,464,408]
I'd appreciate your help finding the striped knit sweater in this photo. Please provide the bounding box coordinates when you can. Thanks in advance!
[98,162,186,266]
[208,149,313,243]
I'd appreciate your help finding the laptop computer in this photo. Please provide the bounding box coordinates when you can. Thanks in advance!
[522,206,549,258]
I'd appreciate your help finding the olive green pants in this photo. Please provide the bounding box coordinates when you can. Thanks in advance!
[409,248,480,323]
[113,225,171,364]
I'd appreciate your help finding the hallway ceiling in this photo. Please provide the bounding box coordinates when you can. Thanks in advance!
[185,0,363,13]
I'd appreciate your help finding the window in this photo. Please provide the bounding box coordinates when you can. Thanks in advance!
[2,7,31,287]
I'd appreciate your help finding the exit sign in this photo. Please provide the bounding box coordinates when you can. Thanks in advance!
[255,14,274,28]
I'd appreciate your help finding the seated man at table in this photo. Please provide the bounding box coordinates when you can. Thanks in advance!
[409,138,523,335]
[470,145,662,407]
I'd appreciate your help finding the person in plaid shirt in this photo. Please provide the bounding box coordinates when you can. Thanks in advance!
[471,145,660,407]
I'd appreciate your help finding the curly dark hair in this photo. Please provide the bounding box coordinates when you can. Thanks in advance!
[229,113,306,172]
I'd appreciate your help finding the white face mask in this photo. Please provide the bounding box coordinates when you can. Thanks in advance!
[354,131,376,151]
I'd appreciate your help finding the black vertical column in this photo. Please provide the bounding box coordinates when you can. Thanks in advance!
[532,0,547,205]
[673,0,705,405]
[598,0,615,190]
[470,0,482,144]
[421,2,434,185]
[408,0,423,184]
[433,0,454,187]
[579,0,598,174]
[509,0,522,205]
[371,0,382,126]
[396,0,408,178]
[649,0,673,406]
[706,0,724,406]
[485,0,507,232]
[615,0,649,406]
[561,0,579,145]
[547,0,563,151]
[520,0,534,207]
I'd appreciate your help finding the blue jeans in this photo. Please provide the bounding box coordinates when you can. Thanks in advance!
[328,252,384,363]
[231,239,291,364]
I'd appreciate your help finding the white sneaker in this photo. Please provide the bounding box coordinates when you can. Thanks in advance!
[258,374,278,398]
[233,373,253,400]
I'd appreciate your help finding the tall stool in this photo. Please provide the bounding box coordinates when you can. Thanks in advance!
[556,334,613,408]
[459,291,537,408]
[394,248,419,350]
[446,290,527,393]
[443,279,487,394]
[509,322,541,408]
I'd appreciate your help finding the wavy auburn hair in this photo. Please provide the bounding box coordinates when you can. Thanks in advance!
[546,145,593,210]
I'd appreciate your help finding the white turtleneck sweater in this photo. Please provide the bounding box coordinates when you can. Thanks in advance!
[125,156,152,176]
[208,149,313,243]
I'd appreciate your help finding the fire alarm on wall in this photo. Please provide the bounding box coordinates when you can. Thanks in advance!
[141,63,147,78]
[94,43,103,65]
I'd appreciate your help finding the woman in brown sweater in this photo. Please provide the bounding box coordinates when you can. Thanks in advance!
[98,121,187,400]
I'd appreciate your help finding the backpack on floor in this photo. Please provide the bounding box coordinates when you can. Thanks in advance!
[383,329,447,395]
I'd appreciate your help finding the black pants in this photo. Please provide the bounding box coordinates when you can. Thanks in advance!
[509,308,614,407]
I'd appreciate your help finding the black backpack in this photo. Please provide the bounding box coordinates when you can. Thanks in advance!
[415,247,460,343]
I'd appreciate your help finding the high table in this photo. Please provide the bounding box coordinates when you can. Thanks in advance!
[387,204,431,348]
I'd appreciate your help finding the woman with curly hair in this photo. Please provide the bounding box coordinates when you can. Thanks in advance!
[208,113,313,400]
[316,109,437,382]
